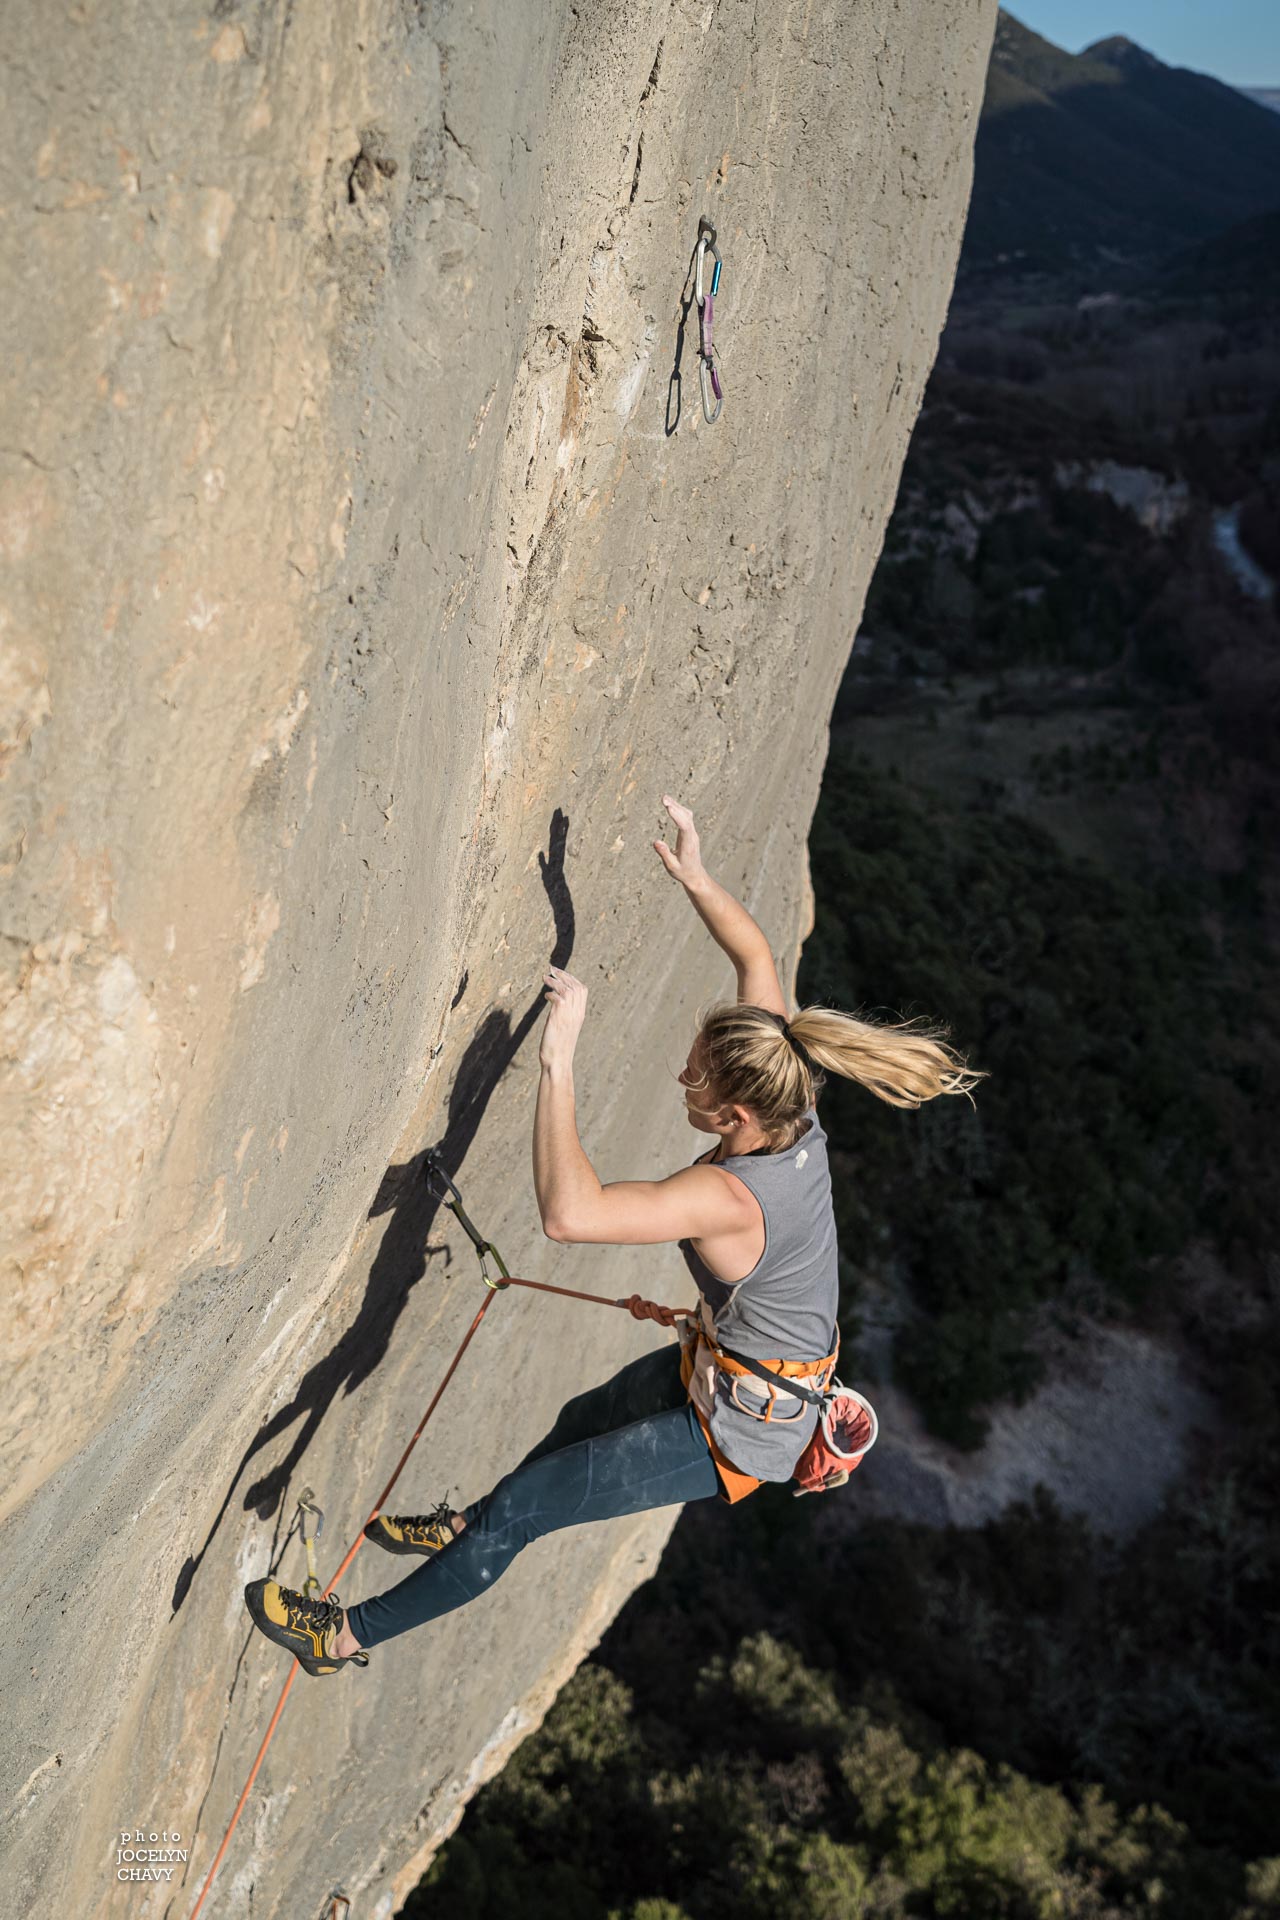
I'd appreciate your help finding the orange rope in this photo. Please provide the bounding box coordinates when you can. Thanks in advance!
[496,1273,692,1326]
[185,1277,685,1915]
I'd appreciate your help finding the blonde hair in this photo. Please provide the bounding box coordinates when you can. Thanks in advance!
[683,1001,985,1149]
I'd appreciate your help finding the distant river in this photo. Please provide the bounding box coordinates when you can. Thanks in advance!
[1212,504,1274,600]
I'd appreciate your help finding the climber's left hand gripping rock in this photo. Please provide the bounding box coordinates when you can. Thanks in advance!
[539,965,588,1070]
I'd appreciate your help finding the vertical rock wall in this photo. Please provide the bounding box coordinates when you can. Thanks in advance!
[0,1,995,1914]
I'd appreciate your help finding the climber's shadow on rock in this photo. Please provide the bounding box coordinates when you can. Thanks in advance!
[171,809,574,1616]
[665,237,701,436]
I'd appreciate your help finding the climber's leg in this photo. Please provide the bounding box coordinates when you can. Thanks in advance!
[343,1397,717,1650]
[365,1342,689,1553]
[498,1340,688,1480]
[342,1345,690,1650]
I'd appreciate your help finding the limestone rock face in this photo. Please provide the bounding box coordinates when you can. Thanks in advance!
[0,2,994,1914]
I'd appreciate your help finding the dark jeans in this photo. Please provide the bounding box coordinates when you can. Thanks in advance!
[344,1343,719,1651]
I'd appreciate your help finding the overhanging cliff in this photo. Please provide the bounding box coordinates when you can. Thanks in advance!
[0,2,996,1913]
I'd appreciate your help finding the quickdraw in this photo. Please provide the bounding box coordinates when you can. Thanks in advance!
[695,215,723,424]
[294,1489,325,1598]
[424,1151,694,1322]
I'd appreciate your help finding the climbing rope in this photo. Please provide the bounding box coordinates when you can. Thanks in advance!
[185,1155,689,1916]
[695,215,724,424]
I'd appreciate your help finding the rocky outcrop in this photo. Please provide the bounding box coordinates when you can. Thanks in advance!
[0,2,995,1914]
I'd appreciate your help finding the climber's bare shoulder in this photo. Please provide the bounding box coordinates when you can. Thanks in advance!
[541,1162,758,1247]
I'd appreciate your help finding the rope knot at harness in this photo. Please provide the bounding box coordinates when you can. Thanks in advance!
[625,1293,682,1327]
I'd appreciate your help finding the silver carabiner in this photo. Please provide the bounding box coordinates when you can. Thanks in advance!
[699,357,723,426]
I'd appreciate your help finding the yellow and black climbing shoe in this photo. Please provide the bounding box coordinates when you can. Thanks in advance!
[243,1579,370,1676]
[364,1499,459,1557]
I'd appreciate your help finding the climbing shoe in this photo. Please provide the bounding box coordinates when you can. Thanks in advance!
[364,1499,459,1557]
[243,1579,369,1676]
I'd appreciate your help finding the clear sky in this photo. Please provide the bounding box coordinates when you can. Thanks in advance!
[1007,3,1280,87]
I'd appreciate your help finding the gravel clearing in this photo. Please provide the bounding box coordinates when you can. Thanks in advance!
[846,1321,1221,1538]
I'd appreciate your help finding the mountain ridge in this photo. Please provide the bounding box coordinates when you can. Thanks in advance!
[964,10,1280,281]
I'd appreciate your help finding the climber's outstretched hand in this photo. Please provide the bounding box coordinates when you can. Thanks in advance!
[653,794,706,888]
[539,965,588,1070]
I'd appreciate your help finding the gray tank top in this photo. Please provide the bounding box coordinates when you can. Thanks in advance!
[677,1104,839,1481]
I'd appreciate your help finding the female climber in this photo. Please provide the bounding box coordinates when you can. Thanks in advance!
[244,794,982,1674]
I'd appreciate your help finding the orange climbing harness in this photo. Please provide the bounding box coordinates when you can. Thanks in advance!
[669,1310,877,1502]
[696,1323,880,1497]
[705,1329,840,1423]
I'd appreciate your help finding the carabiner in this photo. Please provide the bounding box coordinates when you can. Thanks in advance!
[423,1149,464,1211]
[699,356,723,427]
[694,216,723,424]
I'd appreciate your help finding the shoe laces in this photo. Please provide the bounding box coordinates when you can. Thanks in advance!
[400,1497,455,1533]
[279,1583,343,1637]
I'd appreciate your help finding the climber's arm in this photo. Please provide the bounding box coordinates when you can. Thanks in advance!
[726,903,788,1017]
[653,795,788,1017]
[540,1145,751,1247]
[538,1104,752,1249]
[688,872,787,1014]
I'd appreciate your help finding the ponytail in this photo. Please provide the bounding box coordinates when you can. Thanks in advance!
[686,1000,983,1147]
[789,1004,984,1111]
